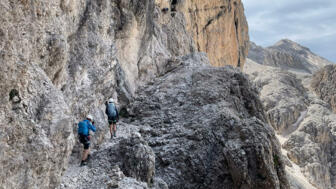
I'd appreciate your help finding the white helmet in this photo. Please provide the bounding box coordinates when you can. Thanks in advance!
[108,98,114,103]
[87,115,93,121]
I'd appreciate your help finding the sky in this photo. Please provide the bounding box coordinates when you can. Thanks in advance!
[241,0,336,63]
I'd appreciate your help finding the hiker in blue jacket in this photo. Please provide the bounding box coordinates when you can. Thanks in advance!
[78,115,96,166]
[105,98,119,139]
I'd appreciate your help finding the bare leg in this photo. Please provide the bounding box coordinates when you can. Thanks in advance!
[82,149,89,161]
[113,123,117,137]
[109,123,113,138]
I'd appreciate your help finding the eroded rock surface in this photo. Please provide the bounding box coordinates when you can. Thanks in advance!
[244,59,309,134]
[311,65,336,113]
[283,102,336,189]
[125,53,289,189]
[245,50,336,189]
[0,64,74,189]
[110,132,155,185]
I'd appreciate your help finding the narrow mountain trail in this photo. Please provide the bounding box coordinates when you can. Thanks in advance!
[58,122,150,189]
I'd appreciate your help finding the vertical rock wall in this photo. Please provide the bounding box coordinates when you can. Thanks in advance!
[0,1,84,188]
[311,65,336,113]
[172,0,249,67]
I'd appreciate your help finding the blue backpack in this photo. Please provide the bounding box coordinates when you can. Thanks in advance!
[107,103,117,118]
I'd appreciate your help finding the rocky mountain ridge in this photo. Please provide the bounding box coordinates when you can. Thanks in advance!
[126,53,288,188]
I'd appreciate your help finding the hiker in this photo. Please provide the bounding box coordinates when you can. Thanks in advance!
[78,115,96,166]
[105,98,119,139]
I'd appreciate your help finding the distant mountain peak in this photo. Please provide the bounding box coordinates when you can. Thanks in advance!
[248,40,332,74]
[272,39,311,52]
[274,39,298,45]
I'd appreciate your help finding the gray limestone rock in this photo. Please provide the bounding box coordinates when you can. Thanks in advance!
[0,63,75,189]
[283,103,336,189]
[58,53,290,189]
[117,132,156,185]
[125,53,289,189]
[0,0,195,187]
[244,52,336,189]
[0,0,256,188]
[311,65,336,113]
[244,59,309,134]
[85,131,156,186]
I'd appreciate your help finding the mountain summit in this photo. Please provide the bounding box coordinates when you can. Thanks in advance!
[248,39,332,74]
[271,39,314,56]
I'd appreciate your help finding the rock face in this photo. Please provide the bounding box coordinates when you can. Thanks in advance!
[0,0,194,188]
[126,53,289,189]
[0,0,252,188]
[0,64,75,189]
[155,0,250,67]
[311,65,336,113]
[282,102,336,189]
[244,43,336,189]
[248,40,332,73]
[244,60,309,135]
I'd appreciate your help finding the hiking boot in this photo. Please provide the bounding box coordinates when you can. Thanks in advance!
[80,160,87,166]
[87,154,91,161]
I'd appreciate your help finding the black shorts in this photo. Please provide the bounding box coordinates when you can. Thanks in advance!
[108,117,117,124]
[79,134,90,149]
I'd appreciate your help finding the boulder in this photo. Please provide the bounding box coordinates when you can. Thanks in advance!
[90,132,156,186]
[118,132,156,185]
